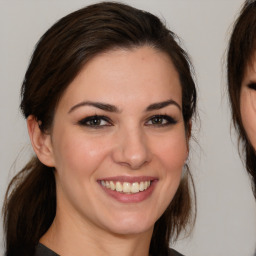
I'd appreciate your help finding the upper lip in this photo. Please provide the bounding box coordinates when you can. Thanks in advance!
[98,176,157,183]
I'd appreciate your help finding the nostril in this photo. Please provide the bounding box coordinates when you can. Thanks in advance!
[111,134,152,169]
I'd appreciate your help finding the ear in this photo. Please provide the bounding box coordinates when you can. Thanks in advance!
[27,115,55,167]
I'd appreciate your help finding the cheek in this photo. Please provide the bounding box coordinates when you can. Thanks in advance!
[241,91,256,149]
[151,132,187,215]
[155,132,187,170]
[52,131,110,177]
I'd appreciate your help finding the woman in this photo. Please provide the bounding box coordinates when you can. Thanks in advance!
[227,0,256,197]
[3,2,197,256]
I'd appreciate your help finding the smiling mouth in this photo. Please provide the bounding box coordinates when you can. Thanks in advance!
[100,180,151,194]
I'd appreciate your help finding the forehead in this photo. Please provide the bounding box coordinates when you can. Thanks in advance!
[58,46,182,110]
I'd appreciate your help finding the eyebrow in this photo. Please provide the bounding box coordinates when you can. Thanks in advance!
[146,99,181,111]
[68,99,181,114]
[68,101,120,113]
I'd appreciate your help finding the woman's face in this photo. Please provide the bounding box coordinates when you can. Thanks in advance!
[240,55,256,149]
[46,46,188,236]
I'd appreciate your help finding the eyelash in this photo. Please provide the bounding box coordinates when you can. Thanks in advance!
[145,115,177,127]
[248,83,256,90]
[78,114,177,128]
[78,115,112,128]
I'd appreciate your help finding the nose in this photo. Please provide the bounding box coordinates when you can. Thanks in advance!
[112,126,152,170]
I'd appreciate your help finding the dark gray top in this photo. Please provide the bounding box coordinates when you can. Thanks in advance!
[35,243,184,256]
[34,244,59,256]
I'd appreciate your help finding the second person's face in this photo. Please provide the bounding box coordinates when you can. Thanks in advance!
[240,55,256,149]
[46,46,188,237]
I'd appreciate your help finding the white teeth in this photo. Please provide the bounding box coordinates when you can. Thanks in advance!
[116,182,122,192]
[139,181,144,191]
[100,180,151,194]
[110,181,115,190]
[123,182,131,193]
[105,181,110,189]
[131,182,139,193]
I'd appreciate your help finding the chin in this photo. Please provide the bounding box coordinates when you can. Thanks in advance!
[103,214,155,236]
[109,225,153,236]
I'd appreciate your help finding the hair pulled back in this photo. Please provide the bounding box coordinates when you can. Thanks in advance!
[227,0,256,197]
[3,2,197,256]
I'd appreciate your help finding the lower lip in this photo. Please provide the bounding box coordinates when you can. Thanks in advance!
[99,180,157,203]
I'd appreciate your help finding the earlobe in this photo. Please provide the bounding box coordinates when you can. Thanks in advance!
[27,115,55,167]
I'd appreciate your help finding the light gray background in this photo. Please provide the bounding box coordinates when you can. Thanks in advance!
[1,1,256,255]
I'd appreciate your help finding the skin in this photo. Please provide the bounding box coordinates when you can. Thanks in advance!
[241,55,256,149]
[27,46,189,256]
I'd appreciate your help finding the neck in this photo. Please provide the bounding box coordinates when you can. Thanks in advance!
[40,208,153,256]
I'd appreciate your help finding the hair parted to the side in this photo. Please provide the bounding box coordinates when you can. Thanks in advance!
[227,0,256,197]
[3,2,197,256]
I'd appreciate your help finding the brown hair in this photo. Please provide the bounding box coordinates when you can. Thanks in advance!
[227,0,256,197]
[3,2,197,256]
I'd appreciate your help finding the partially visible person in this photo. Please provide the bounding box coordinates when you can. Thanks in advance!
[227,0,256,197]
[3,2,197,256]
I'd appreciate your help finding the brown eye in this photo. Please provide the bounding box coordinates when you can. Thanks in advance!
[78,115,112,128]
[89,118,102,126]
[152,117,165,124]
[145,115,177,126]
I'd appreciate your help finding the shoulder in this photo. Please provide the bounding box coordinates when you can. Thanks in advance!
[169,248,185,256]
